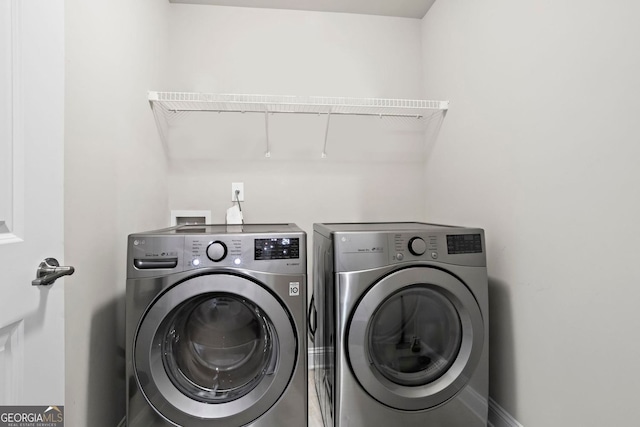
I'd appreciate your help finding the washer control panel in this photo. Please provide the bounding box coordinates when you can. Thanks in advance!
[187,235,244,268]
[184,235,304,272]
[255,238,300,260]
[128,227,306,278]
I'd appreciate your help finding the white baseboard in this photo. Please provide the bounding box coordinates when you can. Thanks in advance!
[488,398,524,427]
[458,386,488,422]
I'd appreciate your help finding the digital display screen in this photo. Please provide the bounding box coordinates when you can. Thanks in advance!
[255,238,300,260]
[447,234,483,254]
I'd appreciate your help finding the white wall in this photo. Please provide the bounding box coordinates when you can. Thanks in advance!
[167,4,424,97]
[62,2,640,425]
[421,1,640,425]
[166,5,429,246]
[64,0,170,425]
[64,3,430,424]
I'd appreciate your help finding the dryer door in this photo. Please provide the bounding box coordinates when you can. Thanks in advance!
[347,267,484,411]
[134,273,297,426]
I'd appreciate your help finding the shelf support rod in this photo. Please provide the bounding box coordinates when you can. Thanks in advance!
[264,110,271,158]
[321,111,332,158]
[150,102,171,160]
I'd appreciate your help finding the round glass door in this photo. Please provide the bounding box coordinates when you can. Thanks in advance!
[134,274,297,427]
[347,267,484,411]
[162,293,278,404]
[368,286,462,387]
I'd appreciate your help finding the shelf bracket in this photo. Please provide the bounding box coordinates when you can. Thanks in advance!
[321,111,332,158]
[264,110,271,158]
[150,102,171,158]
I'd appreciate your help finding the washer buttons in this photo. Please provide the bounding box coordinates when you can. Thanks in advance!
[431,252,438,259]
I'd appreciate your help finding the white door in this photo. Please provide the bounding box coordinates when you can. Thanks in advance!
[0,0,66,418]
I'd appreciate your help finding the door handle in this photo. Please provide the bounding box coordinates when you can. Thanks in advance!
[32,258,75,286]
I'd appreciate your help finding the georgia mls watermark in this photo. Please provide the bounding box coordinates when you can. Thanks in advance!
[0,406,63,427]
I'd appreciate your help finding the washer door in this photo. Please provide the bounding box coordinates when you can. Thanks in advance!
[347,267,484,411]
[134,274,297,426]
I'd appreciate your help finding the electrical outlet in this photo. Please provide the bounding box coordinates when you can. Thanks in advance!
[231,182,244,201]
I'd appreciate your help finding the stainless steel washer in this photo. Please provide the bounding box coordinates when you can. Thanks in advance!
[126,224,307,427]
[311,222,488,427]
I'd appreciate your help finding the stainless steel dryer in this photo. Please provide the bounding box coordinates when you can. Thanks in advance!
[126,224,307,427]
[312,222,488,427]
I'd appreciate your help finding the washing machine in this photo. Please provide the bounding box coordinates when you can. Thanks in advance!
[311,222,488,427]
[125,224,307,427]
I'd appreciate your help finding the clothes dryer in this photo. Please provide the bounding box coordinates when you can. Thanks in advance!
[312,222,488,427]
[126,224,307,427]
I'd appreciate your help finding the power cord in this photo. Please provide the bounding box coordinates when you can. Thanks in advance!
[235,189,244,224]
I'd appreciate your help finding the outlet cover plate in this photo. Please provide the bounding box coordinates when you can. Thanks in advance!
[232,182,244,201]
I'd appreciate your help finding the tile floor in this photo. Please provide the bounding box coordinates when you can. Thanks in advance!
[308,372,324,427]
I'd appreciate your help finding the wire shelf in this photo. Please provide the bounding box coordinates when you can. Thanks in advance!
[148,91,449,158]
[149,91,448,118]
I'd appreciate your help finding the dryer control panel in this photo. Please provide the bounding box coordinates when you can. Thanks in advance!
[390,232,485,267]
[328,228,486,272]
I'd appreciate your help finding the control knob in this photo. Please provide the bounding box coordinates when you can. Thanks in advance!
[408,237,427,256]
[206,241,227,262]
